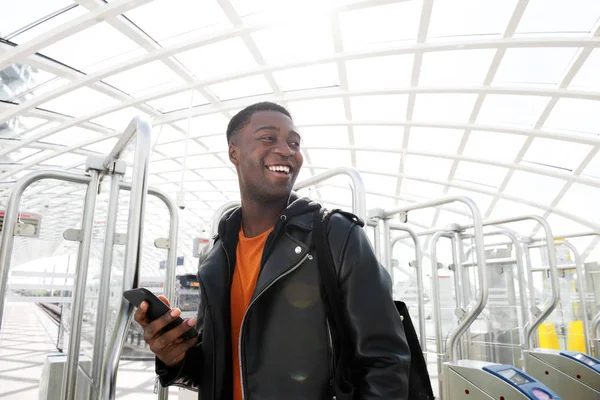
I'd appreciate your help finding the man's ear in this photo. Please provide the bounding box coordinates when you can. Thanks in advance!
[229,143,239,166]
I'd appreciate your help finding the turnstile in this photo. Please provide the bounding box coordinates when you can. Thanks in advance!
[524,349,600,399]
[445,360,560,399]
[519,233,600,399]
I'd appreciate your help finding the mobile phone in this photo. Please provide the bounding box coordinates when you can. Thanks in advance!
[123,287,198,341]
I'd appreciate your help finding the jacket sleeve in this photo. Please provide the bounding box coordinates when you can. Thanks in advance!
[154,300,206,391]
[155,343,202,390]
[329,216,411,399]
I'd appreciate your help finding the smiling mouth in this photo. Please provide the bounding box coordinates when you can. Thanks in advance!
[266,165,291,175]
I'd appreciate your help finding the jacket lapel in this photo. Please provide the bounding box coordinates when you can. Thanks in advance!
[251,228,311,302]
[197,243,231,332]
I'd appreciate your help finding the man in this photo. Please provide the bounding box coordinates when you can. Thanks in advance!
[134,101,411,399]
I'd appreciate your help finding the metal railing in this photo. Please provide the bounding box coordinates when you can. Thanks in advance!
[0,116,181,400]
[528,240,590,354]
[459,215,560,351]
[384,196,488,364]
[592,311,600,358]
[389,224,426,350]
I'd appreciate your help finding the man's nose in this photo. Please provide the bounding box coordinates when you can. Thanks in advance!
[273,140,295,157]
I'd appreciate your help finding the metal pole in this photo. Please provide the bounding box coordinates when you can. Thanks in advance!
[523,245,537,343]
[101,117,152,400]
[102,117,140,169]
[591,311,600,358]
[453,232,471,360]
[63,169,100,400]
[0,170,91,331]
[386,196,488,363]
[390,226,427,349]
[554,241,590,354]
[457,215,561,350]
[499,232,529,349]
[149,187,179,400]
[373,221,381,262]
[382,218,392,276]
[523,219,560,351]
[462,230,530,353]
[210,201,240,239]
[90,174,121,400]
[293,166,367,223]
[430,231,451,398]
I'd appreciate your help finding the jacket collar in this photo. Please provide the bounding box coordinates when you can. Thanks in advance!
[216,192,321,244]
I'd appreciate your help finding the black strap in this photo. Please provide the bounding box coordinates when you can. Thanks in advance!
[313,208,354,399]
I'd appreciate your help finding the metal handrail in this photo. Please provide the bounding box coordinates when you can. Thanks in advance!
[591,311,600,358]
[389,225,427,350]
[529,241,590,354]
[429,231,453,397]
[385,196,488,363]
[100,116,152,400]
[461,215,560,351]
[119,184,180,400]
[0,171,92,330]
[210,201,241,239]
[62,169,100,400]
[294,166,367,224]
[462,230,530,350]
[90,174,121,399]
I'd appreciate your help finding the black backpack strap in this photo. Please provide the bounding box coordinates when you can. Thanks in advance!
[395,301,435,400]
[313,208,355,400]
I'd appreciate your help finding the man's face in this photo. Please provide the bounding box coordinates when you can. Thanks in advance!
[229,110,303,202]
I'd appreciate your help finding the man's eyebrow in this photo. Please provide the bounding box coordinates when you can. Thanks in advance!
[254,126,301,139]
[254,125,280,133]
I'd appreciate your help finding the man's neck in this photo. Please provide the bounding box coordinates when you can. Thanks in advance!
[240,196,288,238]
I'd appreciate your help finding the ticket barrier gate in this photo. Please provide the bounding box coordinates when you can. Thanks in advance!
[425,214,562,400]
[445,361,560,399]
[525,350,600,398]
[519,232,600,399]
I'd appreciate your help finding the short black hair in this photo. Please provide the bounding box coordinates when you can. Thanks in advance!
[226,101,292,144]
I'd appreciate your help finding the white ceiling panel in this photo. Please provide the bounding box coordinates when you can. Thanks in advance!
[346,55,414,90]
[412,94,479,123]
[408,127,463,154]
[522,137,593,172]
[339,1,421,51]
[428,0,517,40]
[2,0,599,274]
[462,130,528,163]
[353,126,404,149]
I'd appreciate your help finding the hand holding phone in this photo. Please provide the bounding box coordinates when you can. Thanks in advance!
[126,288,199,367]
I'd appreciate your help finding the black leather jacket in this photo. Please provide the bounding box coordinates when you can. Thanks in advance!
[156,195,411,399]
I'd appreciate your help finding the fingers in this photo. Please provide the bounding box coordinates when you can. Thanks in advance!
[144,307,182,342]
[159,335,199,367]
[133,301,150,327]
[149,318,198,367]
[157,295,170,307]
[154,317,197,349]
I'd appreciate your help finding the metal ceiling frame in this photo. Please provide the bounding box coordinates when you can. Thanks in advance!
[2,0,600,269]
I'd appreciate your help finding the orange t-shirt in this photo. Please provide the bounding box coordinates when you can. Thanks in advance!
[231,226,273,400]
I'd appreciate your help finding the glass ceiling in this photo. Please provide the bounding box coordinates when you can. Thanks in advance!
[1,0,599,280]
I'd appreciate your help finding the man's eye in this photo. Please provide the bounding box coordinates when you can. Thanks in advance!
[290,141,300,148]
[261,136,274,142]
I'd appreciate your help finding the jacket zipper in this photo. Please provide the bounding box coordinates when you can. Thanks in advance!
[238,253,309,400]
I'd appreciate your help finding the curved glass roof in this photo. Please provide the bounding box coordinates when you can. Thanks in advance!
[1,0,599,279]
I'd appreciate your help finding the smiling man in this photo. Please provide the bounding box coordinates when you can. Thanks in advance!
[134,101,411,399]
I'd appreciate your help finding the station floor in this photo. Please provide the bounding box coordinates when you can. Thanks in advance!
[0,302,197,399]
[0,302,439,399]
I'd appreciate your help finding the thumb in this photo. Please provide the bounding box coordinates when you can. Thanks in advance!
[157,295,170,307]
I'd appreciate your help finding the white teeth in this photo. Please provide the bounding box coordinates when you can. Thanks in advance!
[268,165,290,174]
